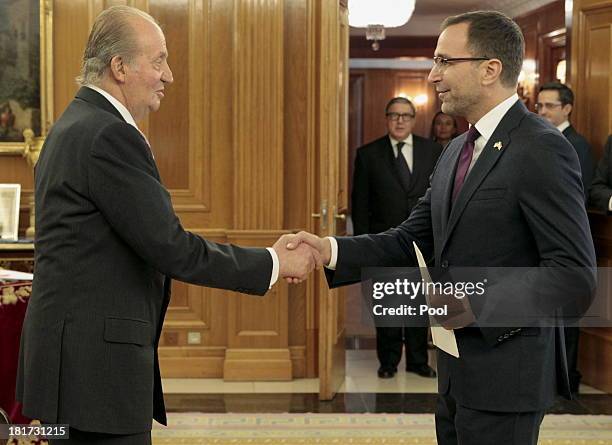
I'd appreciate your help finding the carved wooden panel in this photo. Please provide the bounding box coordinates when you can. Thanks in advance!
[233,0,284,230]
[571,0,612,159]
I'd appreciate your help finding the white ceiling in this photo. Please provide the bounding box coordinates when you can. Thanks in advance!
[349,0,562,36]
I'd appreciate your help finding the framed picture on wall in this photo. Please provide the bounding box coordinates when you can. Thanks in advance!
[0,184,21,240]
[0,0,53,156]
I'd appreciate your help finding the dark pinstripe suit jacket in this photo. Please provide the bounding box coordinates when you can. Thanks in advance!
[16,87,272,434]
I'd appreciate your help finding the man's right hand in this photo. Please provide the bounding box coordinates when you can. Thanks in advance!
[285,231,332,267]
[273,234,322,284]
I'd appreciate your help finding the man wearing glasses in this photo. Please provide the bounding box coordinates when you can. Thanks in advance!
[287,10,595,444]
[537,82,594,203]
[351,97,442,379]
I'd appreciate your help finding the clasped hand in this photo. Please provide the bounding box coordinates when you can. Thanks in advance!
[272,232,331,284]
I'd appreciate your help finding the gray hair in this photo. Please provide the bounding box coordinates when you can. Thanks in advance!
[76,6,158,86]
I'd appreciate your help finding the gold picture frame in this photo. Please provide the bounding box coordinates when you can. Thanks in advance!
[0,0,53,165]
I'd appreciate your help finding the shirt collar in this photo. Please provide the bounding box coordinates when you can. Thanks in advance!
[85,84,140,131]
[389,133,413,148]
[557,120,571,133]
[474,93,519,142]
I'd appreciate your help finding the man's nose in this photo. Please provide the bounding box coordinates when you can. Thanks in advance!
[428,67,441,83]
[163,63,174,84]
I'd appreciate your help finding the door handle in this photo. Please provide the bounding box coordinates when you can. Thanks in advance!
[312,200,328,230]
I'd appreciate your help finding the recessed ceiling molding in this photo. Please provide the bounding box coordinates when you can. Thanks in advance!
[350,58,434,70]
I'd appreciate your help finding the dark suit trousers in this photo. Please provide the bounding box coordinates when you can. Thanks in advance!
[435,391,545,445]
[564,325,581,392]
[49,428,151,445]
[376,326,428,370]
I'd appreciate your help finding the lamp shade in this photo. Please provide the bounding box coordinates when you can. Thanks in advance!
[348,0,415,28]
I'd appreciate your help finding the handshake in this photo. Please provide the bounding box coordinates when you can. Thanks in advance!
[271,231,331,284]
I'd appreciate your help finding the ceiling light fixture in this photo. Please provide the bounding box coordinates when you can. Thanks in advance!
[348,0,416,51]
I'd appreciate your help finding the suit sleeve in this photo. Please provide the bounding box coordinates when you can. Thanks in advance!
[351,149,370,235]
[575,137,594,200]
[327,180,435,288]
[589,136,612,211]
[87,121,272,295]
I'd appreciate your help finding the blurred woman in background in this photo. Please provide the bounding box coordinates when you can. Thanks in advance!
[430,111,459,148]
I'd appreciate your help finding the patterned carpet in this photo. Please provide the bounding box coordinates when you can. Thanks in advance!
[151,413,612,444]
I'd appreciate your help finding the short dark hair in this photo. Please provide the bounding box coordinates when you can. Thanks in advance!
[441,11,524,88]
[538,82,574,106]
[385,97,416,115]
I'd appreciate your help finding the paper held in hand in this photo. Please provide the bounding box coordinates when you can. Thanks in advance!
[412,242,460,358]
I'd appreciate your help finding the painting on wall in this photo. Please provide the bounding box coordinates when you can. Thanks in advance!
[0,0,52,154]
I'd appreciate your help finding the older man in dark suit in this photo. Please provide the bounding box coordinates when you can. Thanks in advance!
[16,6,318,444]
[289,11,596,445]
[352,97,441,379]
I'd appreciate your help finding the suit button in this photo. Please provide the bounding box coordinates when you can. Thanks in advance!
[441,260,449,268]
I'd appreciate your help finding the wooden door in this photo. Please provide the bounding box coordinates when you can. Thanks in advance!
[314,0,349,401]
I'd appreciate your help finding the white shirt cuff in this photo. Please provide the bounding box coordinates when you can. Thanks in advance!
[266,247,279,288]
[608,196,612,212]
[326,236,338,270]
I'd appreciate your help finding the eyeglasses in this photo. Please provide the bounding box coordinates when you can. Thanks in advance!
[535,102,563,111]
[432,56,490,71]
[386,112,415,122]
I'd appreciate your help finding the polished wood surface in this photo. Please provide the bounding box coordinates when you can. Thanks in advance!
[514,0,566,111]
[583,210,612,393]
[571,0,612,160]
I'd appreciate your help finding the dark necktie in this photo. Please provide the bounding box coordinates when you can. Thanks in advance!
[395,141,411,190]
[452,126,480,202]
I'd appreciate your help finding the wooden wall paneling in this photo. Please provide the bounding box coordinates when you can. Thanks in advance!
[233,0,284,231]
[574,0,612,393]
[283,0,317,378]
[222,0,291,380]
[515,0,566,111]
[538,30,567,84]
[584,211,612,392]
[571,0,612,160]
[223,231,291,380]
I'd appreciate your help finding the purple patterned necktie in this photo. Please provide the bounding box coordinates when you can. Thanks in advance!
[452,126,480,202]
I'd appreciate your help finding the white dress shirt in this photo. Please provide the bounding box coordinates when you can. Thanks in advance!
[84,85,280,287]
[557,120,570,133]
[390,133,414,171]
[326,93,520,270]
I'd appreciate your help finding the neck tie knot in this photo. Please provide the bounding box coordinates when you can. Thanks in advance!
[396,141,405,157]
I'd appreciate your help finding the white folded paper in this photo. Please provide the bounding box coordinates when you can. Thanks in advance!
[0,268,34,281]
[413,242,460,358]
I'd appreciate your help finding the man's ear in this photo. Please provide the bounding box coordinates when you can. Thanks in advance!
[562,103,573,118]
[481,58,503,86]
[109,55,127,83]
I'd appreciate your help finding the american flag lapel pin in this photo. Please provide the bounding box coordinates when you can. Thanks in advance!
[493,141,503,151]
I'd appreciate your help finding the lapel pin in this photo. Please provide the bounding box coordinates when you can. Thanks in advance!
[493,141,503,151]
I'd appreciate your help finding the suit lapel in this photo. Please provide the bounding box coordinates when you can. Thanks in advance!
[442,101,528,247]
